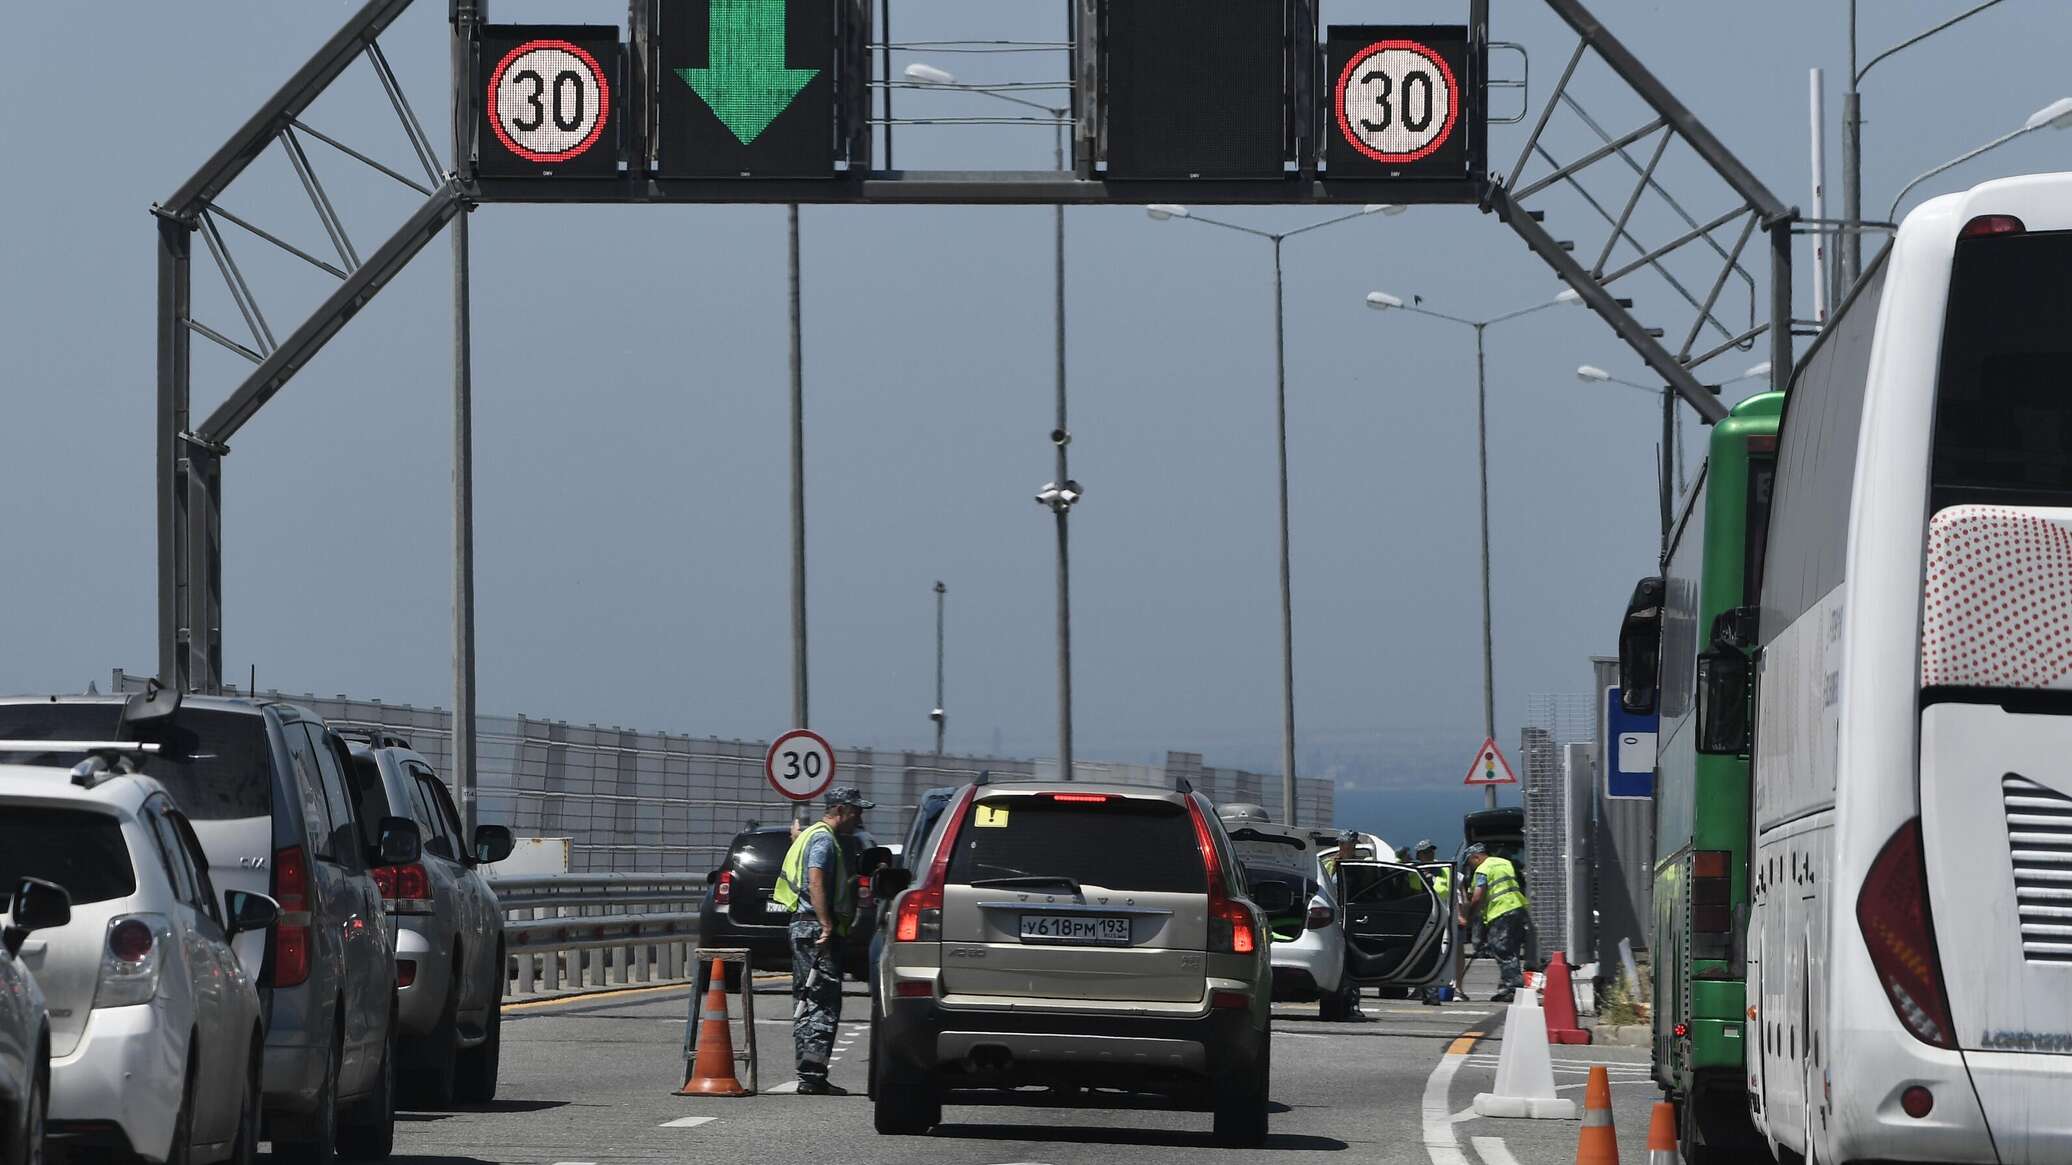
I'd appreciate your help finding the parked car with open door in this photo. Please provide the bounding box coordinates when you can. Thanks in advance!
[1220,814,1361,1021]
[1332,859,1448,997]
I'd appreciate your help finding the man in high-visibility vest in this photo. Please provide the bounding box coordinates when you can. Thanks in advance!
[771,785,874,1094]
[1415,840,1452,1006]
[1463,842,1531,1003]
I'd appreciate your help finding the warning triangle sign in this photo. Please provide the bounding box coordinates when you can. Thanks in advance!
[1462,737,1519,786]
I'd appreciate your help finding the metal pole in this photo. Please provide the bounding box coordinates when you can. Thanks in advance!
[789,204,808,735]
[1053,143,1073,785]
[1809,67,1829,324]
[452,0,480,834]
[1659,388,1675,552]
[1841,0,1861,289]
[1272,239,1298,826]
[879,0,892,170]
[933,581,946,758]
[157,217,192,692]
[1474,324,1496,812]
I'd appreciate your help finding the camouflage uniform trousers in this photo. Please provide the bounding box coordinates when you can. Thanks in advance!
[1486,910,1528,992]
[789,918,845,1085]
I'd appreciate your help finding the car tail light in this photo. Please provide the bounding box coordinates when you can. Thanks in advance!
[271,844,313,988]
[894,784,978,944]
[1902,1086,1935,1119]
[1211,990,1251,1010]
[1856,818,1957,1049]
[712,869,734,906]
[370,863,433,915]
[1959,213,2025,239]
[1049,793,1111,804]
[1305,904,1335,930]
[856,874,875,907]
[396,959,418,989]
[94,915,168,1008]
[1184,795,1256,955]
[894,980,933,998]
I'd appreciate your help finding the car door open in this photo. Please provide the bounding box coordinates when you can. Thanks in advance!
[1336,860,1445,987]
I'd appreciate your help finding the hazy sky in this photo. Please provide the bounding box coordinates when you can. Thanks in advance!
[4,0,2065,792]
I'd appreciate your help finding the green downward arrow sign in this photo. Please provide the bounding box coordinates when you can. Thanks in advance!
[675,0,820,146]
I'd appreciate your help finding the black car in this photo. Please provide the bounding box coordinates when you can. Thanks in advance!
[699,824,885,980]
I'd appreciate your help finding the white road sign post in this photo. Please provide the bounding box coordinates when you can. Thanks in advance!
[765,729,836,802]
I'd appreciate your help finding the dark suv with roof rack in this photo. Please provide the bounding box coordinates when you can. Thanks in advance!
[699,824,887,980]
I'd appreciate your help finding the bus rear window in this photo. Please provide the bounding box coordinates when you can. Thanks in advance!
[1932,229,2072,510]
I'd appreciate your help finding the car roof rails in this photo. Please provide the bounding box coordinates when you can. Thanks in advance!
[333,727,414,751]
[0,741,169,788]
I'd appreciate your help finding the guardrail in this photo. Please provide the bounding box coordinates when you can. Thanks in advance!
[496,873,708,995]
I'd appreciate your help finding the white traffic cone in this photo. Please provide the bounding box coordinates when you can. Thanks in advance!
[1471,996,1579,1119]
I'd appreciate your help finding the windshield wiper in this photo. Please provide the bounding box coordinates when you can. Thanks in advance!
[970,875,1084,895]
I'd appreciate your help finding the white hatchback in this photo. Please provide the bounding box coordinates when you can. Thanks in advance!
[0,748,276,1164]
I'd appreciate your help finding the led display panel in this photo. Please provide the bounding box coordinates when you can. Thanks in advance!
[1325,26,1472,180]
[657,0,839,177]
[478,25,622,178]
[1102,0,1288,180]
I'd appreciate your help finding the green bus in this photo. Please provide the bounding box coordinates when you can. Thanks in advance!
[1616,390,1778,1162]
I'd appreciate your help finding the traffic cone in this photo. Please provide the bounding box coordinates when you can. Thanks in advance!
[676,959,751,1096]
[1543,951,1592,1045]
[1574,1064,1619,1165]
[1472,996,1578,1119]
[1646,1099,1678,1164]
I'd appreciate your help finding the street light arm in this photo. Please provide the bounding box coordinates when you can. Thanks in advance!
[1279,208,1385,241]
[1886,123,2035,221]
[1857,0,2011,84]
[1482,295,1574,326]
[1167,211,1280,241]
[1393,303,1481,329]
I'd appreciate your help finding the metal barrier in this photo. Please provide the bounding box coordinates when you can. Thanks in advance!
[496,874,707,995]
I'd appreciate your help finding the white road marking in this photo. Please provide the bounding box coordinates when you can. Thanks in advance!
[765,1080,801,1094]
[659,1116,717,1128]
[1422,1046,1472,1165]
[1470,1136,1524,1165]
[1273,1031,1330,1039]
[1450,1106,1478,1123]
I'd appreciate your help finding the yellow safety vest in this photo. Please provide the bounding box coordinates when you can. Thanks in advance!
[771,822,852,933]
[1477,856,1528,924]
[1432,868,1451,900]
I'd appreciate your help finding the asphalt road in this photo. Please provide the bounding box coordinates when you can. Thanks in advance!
[283,965,1665,1165]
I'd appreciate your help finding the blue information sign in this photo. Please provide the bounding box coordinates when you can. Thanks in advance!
[1605,686,1658,799]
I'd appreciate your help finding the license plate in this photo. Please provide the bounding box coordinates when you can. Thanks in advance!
[1019,914,1130,946]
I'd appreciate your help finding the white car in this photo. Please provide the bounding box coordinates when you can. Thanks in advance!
[0,748,277,1164]
[1,878,70,1165]
[1225,820,1361,1020]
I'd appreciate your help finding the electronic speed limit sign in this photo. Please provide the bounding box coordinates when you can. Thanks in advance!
[765,729,836,802]
[477,26,619,178]
[1327,27,1474,179]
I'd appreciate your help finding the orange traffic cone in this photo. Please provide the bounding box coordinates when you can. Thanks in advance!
[1574,1064,1619,1165]
[676,959,751,1096]
[1646,1099,1678,1163]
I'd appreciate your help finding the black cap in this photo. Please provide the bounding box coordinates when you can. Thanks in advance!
[825,786,875,809]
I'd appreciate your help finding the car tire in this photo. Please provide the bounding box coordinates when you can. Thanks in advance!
[229,1037,261,1165]
[1319,976,1356,1022]
[454,978,502,1106]
[11,1052,46,1165]
[865,995,882,1102]
[1211,1035,1269,1148]
[406,967,461,1108]
[338,1027,396,1162]
[871,1052,939,1135]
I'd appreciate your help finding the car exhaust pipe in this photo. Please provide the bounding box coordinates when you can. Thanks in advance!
[966,1044,1013,1072]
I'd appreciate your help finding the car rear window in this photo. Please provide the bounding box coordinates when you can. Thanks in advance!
[0,705,272,821]
[946,795,1205,894]
[0,808,137,906]
[348,755,394,831]
[732,832,792,873]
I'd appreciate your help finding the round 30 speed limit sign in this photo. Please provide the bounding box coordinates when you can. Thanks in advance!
[486,38,611,164]
[765,729,836,802]
[1335,39,1461,165]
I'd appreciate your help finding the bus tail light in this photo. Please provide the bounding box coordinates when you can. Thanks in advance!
[1692,850,1734,960]
[1856,818,1957,1049]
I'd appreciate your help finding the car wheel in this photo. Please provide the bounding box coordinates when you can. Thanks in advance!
[1211,1035,1269,1148]
[274,1025,341,1165]
[453,978,502,1105]
[337,1027,396,1161]
[865,995,882,1102]
[406,967,461,1108]
[229,1038,261,1165]
[871,1051,939,1135]
[15,1057,46,1165]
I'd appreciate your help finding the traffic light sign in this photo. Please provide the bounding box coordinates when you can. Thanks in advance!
[477,26,622,178]
[1325,26,1474,180]
[657,0,841,177]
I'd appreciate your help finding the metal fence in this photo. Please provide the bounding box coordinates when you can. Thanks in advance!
[495,874,707,994]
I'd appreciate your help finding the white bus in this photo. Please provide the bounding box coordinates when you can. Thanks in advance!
[1734,172,2072,1164]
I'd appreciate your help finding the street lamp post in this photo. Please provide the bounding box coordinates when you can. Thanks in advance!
[1575,361,1772,550]
[1145,203,1405,825]
[1885,97,2072,223]
[905,63,1078,781]
[931,580,947,758]
[1365,289,1583,809]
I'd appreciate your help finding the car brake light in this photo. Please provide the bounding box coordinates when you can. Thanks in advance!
[1305,904,1335,930]
[894,980,933,998]
[95,915,168,1009]
[1856,818,1957,1049]
[371,863,433,915]
[271,844,312,988]
[856,874,874,906]
[1049,793,1110,804]
[712,869,733,906]
[1959,213,2025,239]
[895,784,979,944]
[1211,990,1251,1010]
[1184,795,1256,955]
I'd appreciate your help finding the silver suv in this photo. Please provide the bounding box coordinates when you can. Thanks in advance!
[343,737,512,1107]
[870,781,1282,1146]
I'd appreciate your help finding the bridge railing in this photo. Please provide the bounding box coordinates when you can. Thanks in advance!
[495,874,708,996]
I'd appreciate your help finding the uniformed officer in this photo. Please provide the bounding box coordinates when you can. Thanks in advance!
[1462,843,1530,1003]
[770,785,873,1094]
[1415,840,1452,1006]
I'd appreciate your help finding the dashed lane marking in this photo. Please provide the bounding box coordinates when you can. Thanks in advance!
[1470,1136,1524,1165]
[659,1116,717,1128]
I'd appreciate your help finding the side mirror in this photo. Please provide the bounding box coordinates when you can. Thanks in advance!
[224,890,280,936]
[1251,881,1297,915]
[376,816,422,866]
[870,867,913,901]
[5,878,70,957]
[857,845,893,877]
[1618,577,1666,714]
[1696,647,1754,756]
[473,825,515,865]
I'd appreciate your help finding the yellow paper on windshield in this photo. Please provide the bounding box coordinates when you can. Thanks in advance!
[975,804,1011,828]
